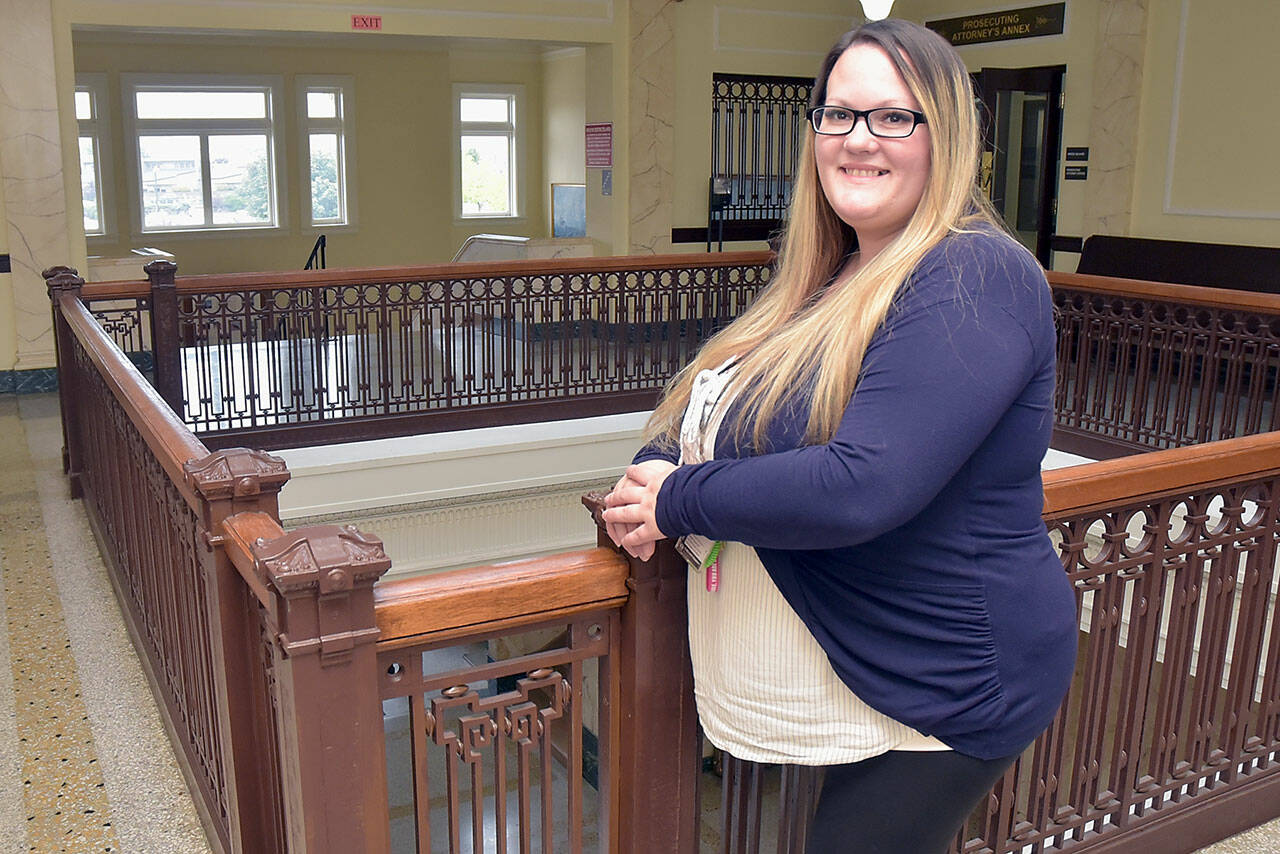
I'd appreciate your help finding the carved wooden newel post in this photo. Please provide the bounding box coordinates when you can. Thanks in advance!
[186,448,293,852]
[584,494,701,853]
[43,266,86,494]
[146,258,184,417]
[251,524,392,853]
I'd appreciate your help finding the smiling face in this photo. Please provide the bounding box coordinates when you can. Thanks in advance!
[814,42,931,260]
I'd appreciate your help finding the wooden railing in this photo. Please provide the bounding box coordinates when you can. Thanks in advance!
[79,261,1280,461]
[77,253,772,449]
[615,430,1280,854]
[48,259,1280,853]
[44,263,700,853]
[1049,271,1280,457]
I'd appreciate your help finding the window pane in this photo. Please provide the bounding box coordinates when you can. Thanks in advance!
[460,97,509,123]
[307,90,338,119]
[210,135,272,225]
[136,90,267,120]
[79,136,100,232]
[75,90,93,121]
[139,135,203,228]
[309,133,342,222]
[460,135,512,216]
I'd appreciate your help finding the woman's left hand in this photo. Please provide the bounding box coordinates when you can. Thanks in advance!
[602,460,676,560]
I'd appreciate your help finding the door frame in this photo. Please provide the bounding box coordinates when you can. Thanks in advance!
[972,65,1065,267]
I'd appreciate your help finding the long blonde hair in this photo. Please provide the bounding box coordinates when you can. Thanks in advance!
[645,19,1006,451]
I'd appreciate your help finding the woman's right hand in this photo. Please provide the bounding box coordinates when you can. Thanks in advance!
[605,470,645,555]
[603,460,676,561]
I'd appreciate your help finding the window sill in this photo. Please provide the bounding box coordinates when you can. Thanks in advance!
[453,215,528,227]
[134,224,287,241]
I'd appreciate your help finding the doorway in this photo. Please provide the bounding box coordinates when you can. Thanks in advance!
[972,66,1065,266]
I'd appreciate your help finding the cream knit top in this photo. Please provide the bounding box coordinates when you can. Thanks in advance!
[679,362,950,764]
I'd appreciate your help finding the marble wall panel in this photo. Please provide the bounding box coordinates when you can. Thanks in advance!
[628,0,675,254]
[0,0,70,369]
[1083,0,1147,237]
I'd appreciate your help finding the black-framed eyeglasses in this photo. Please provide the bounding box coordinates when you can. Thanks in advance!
[807,106,928,138]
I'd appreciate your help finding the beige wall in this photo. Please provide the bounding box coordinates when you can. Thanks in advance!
[1130,0,1280,245]
[4,0,1280,373]
[73,37,549,274]
[669,0,863,252]
[542,49,588,229]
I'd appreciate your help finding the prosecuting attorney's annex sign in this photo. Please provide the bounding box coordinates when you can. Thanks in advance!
[926,3,1066,47]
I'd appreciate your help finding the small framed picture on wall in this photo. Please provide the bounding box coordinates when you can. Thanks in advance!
[551,183,586,238]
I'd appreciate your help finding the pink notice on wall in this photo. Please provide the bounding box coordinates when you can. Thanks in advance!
[351,14,383,30]
[585,122,613,168]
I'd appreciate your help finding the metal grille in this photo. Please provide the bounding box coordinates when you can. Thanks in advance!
[175,261,770,440]
[379,616,615,853]
[711,472,1280,853]
[69,331,231,849]
[1054,287,1280,455]
[711,74,812,224]
[87,296,153,374]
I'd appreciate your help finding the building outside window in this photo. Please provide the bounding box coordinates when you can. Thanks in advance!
[454,85,522,219]
[75,74,111,238]
[298,76,354,227]
[123,75,284,233]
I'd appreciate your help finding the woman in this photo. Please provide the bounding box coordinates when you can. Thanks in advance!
[602,18,1078,854]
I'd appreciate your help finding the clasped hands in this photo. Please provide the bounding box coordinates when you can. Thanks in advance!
[602,460,676,561]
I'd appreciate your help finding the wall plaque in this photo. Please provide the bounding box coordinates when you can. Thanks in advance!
[1065,147,1089,161]
[927,3,1066,47]
[585,123,613,168]
[1064,165,1088,180]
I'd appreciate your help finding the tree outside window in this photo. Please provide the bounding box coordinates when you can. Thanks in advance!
[456,89,520,219]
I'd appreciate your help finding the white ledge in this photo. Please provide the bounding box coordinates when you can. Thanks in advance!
[276,411,650,519]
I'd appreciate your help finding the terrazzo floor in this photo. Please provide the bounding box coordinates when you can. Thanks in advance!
[0,390,1278,853]
[0,394,209,854]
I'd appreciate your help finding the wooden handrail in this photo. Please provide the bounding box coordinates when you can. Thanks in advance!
[83,262,1280,319]
[218,510,283,611]
[108,251,775,297]
[58,292,208,508]
[77,250,775,301]
[373,547,631,650]
[1047,269,1280,313]
[1043,429,1280,517]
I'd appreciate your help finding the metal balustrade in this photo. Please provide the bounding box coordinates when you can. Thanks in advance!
[46,259,1280,853]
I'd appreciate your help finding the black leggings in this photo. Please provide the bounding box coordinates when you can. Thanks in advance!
[805,749,1020,854]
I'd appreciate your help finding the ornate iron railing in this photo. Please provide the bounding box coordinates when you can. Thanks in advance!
[581,428,1280,853]
[44,264,688,854]
[711,73,812,225]
[48,257,1280,853]
[76,262,1280,460]
[1050,271,1280,458]
[372,550,631,852]
[79,254,771,449]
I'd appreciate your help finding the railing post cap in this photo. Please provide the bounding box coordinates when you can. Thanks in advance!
[43,266,84,296]
[183,447,291,500]
[144,258,178,275]
[251,525,391,595]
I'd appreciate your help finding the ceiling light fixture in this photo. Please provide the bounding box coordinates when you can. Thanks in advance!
[859,0,895,20]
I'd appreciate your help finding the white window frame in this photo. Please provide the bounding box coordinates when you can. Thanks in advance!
[75,73,114,241]
[122,73,286,235]
[297,75,356,230]
[452,84,525,222]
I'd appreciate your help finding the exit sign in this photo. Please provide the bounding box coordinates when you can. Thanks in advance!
[351,14,382,30]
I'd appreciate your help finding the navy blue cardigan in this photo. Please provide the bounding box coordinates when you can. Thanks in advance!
[636,228,1078,760]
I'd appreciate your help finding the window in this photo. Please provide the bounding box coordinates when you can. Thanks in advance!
[298,76,354,227]
[75,74,112,237]
[454,85,523,219]
[123,75,284,233]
